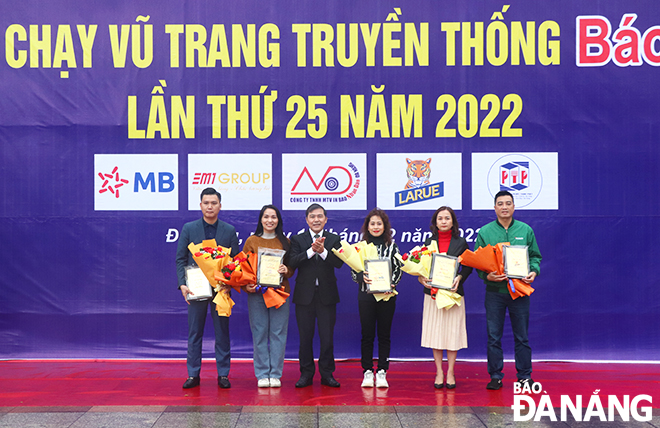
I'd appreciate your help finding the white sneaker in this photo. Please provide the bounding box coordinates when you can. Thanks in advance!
[269,378,281,388]
[361,369,374,387]
[375,369,389,388]
[258,378,270,388]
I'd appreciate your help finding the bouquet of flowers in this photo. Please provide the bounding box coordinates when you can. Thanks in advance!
[331,240,378,272]
[187,240,235,316]
[395,241,439,277]
[215,251,255,291]
[458,242,534,300]
[396,241,463,310]
[222,251,290,309]
[333,240,397,301]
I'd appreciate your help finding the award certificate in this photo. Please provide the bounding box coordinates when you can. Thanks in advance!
[257,247,286,287]
[429,254,459,290]
[185,266,213,300]
[364,259,392,294]
[503,245,530,279]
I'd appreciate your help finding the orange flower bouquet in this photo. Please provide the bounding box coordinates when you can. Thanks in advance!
[187,240,235,316]
[458,242,534,300]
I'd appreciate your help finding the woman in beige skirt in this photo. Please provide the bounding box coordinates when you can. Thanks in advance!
[417,207,472,389]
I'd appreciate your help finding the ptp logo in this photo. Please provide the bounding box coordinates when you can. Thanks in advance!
[500,162,529,191]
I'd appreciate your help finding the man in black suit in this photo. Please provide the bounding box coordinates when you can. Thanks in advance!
[289,203,344,387]
[176,188,239,389]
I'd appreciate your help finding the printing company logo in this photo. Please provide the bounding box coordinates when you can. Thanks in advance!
[94,154,178,211]
[187,154,272,211]
[395,158,444,207]
[282,154,366,210]
[500,161,530,191]
[97,166,130,198]
[511,381,652,422]
[291,165,357,196]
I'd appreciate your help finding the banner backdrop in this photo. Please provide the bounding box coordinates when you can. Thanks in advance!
[1,1,659,362]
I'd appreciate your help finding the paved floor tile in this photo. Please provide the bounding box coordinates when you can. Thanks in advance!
[398,412,484,428]
[319,412,402,428]
[68,411,160,428]
[0,412,84,428]
[236,412,318,428]
[474,412,570,427]
[153,412,240,428]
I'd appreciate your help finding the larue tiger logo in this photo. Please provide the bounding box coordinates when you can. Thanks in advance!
[404,158,431,189]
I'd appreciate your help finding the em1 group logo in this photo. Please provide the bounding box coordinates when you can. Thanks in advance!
[187,154,272,211]
[94,154,178,211]
[472,153,558,210]
[282,153,366,210]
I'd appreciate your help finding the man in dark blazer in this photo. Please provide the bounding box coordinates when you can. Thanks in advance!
[289,203,344,387]
[176,187,239,389]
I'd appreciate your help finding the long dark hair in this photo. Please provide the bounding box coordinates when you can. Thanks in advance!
[430,206,460,238]
[360,208,393,245]
[255,205,290,252]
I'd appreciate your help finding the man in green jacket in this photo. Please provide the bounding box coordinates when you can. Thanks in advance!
[475,190,542,391]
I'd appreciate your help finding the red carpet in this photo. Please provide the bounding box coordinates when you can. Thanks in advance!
[0,360,658,407]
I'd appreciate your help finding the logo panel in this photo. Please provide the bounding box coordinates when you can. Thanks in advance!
[188,154,272,211]
[94,154,178,211]
[472,153,558,210]
[376,153,462,210]
[282,154,366,210]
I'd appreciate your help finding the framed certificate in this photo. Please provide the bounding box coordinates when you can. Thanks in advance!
[429,253,459,290]
[185,266,213,300]
[503,245,530,279]
[364,259,392,294]
[257,247,286,287]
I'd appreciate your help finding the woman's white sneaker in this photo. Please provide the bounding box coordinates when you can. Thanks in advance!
[361,370,374,387]
[375,369,389,388]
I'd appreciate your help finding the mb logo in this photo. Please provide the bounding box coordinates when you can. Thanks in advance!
[500,162,529,191]
[135,172,175,192]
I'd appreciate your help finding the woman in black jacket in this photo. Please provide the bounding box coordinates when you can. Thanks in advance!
[351,208,402,388]
[417,206,472,389]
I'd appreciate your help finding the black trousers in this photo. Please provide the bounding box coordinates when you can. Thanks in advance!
[358,295,396,371]
[295,288,337,378]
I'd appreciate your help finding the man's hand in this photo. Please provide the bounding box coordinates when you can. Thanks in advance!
[418,275,431,289]
[180,285,192,305]
[245,283,257,293]
[522,271,537,284]
[277,264,289,275]
[487,271,507,282]
[311,236,326,253]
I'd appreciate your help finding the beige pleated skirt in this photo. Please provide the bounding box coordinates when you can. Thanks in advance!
[421,293,467,351]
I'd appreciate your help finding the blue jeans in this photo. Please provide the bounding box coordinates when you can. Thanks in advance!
[247,292,290,380]
[187,298,231,377]
[485,291,531,380]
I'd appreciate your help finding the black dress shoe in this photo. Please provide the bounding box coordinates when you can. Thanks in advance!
[183,376,200,389]
[486,378,502,390]
[320,376,340,387]
[295,376,313,388]
[218,376,231,389]
[434,382,444,389]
